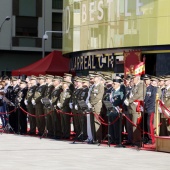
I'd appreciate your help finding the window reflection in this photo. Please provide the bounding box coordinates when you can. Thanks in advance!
[63,0,167,54]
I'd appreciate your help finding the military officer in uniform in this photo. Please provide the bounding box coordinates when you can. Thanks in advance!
[8,77,20,133]
[57,80,72,139]
[16,80,28,134]
[32,75,47,136]
[80,78,89,139]
[25,76,37,135]
[70,78,84,137]
[108,79,124,144]
[89,73,104,143]
[123,75,132,143]
[64,73,74,93]
[144,76,158,144]
[162,76,170,136]
[124,74,146,147]
[158,76,166,136]
[42,74,54,138]
[51,76,63,139]
[102,78,113,139]
[85,75,95,143]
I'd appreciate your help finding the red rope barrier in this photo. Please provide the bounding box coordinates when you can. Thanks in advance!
[56,109,119,126]
[123,114,160,138]
[20,107,53,118]
[93,113,119,126]
[0,108,17,115]
[56,109,73,116]
[56,109,91,116]
[158,100,170,118]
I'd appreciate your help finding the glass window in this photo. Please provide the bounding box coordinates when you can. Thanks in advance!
[52,37,62,49]
[52,13,62,32]
[52,0,63,9]
[16,16,38,37]
[52,12,62,49]
[19,0,36,16]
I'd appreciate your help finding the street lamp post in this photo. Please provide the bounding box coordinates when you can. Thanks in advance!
[42,31,63,58]
[0,16,10,32]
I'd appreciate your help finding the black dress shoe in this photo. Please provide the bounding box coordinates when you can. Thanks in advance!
[145,140,153,145]
[87,140,94,144]
[20,132,27,135]
[37,132,43,136]
[92,140,100,144]
[124,142,133,146]
[54,136,61,140]
[28,132,36,135]
[47,134,54,138]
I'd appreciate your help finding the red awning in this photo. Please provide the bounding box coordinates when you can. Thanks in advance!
[12,50,70,76]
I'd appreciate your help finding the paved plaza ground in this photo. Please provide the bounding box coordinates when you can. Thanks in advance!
[0,134,169,170]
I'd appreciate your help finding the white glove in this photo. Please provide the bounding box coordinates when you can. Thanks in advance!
[124,98,129,106]
[69,103,73,109]
[31,99,36,105]
[158,107,162,113]
[87,102,92,109]
[41,98,44,104]
[49,100,52,105]
[24,99,28,106]
[75,105,78,110]
[140,106,144,112]
[57,102,61,108]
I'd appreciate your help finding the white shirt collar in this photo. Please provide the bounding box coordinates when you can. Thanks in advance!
[114,87,120,92]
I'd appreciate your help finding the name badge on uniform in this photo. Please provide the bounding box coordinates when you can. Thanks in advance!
[147,91,151,96]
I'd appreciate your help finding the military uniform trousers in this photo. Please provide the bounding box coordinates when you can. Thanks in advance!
[35,103,45,134]
[146,112,155,143]
[160,114,170,136]
[126,112,141,146]
[108,110,120,144]
[27,105,36,133]
[52,108,62,138]
[60,110,71,138]
[18,106,27,134]
[87,113,93,141]
[91,101,103,142]
[9,106,18,133]
[44,107,53,136]
[72,109,87,139]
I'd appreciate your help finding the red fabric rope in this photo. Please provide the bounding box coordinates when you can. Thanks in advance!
[158,100,170,118]
[123,114,160,138]
[0,108,17,115]
[56,109,91,116]
[93,113,119,126]
[20,106,53,117]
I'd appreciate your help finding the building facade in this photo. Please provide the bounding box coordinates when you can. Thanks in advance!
[63,0,170,76]
[0,0,63,76]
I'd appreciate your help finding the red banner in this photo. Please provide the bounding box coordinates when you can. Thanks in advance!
[124,51,144,76]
